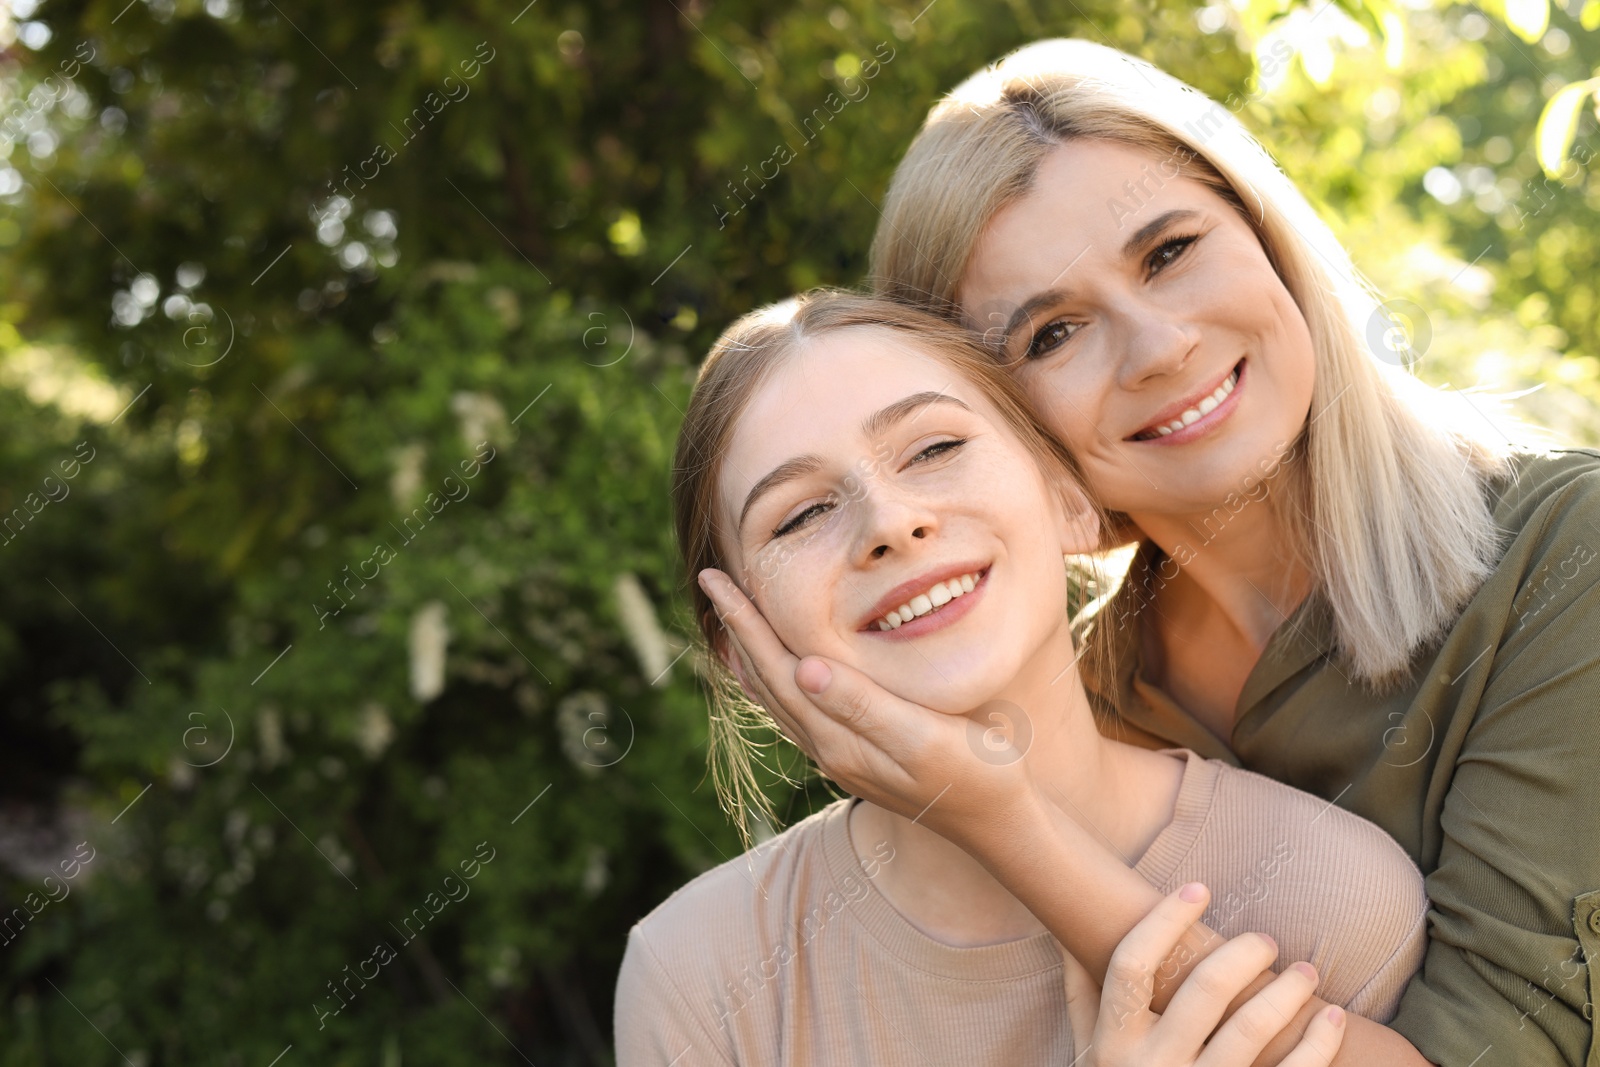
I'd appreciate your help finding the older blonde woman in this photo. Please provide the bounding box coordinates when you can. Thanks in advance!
[709,39,1600,1067]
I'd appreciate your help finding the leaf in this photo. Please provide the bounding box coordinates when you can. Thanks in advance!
[1333,0,1387,41]
[1536,79,1600,176]
[1504,0,1549,44]
[1582,0,1600,31]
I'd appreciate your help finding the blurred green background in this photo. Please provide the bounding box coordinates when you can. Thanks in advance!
[0,0,1595,1062]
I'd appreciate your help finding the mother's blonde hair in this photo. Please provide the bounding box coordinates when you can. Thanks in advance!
[871,38,1512,686]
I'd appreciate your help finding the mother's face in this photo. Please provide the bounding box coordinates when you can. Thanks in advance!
[959,140,1316,521]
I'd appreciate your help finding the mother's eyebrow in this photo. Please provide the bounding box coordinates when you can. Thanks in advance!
[736,391,972,532]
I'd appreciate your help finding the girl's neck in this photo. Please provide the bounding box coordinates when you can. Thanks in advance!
[849,662,1187,948]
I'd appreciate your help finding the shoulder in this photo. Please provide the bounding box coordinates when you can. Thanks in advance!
[619,797,850,1009]
[1488,448,1600,533]
[1203,758,1421,880]
[1193,759,1428,1010]
[1470,448,1600,641]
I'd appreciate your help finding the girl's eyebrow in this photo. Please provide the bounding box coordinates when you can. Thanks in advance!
[736,391,972,532]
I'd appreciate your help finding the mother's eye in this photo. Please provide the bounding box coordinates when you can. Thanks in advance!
[1147,232,1199,276]
[1025,320,1081,360]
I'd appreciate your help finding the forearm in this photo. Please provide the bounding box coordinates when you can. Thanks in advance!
[956,789,1223,1004]
[962,793,1433,1066]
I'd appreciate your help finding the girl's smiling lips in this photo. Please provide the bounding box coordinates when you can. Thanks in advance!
[1127,359,1247,444]
[859,563,991,640]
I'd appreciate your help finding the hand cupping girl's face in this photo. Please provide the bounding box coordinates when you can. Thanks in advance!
[714,325,1092,713]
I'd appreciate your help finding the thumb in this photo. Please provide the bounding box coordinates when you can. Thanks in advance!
[794,656,927,743]
[1060,947,1101,1056]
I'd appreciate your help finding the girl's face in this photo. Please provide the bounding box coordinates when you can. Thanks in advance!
[715,327,1093,713]
[959,140,1316,522]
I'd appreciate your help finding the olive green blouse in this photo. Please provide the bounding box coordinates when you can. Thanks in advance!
[1078,448,1600,1067]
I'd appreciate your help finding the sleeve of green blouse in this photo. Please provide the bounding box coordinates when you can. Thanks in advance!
[1388,471,1600,1067]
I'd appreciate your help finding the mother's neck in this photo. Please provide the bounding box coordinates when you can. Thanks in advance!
[1130,495,1315,655]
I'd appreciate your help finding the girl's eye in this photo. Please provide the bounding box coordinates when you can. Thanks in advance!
[773,501,831,538]
[911,438,967,464]
[1025,320,1081,360]
[1147,233,1199,276]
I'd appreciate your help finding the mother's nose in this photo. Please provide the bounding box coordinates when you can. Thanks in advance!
[1112,304,1200,390]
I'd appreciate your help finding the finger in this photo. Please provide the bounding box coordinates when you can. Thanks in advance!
[1271,1004,1346,1067]
[1059,945,1102,1052]
[1192,962,1322,1067]
[1149,930,1281,1059]
[699,570,823,746]
[1098,883,1212,1033]
[790,655,940,761]
[699,569,802,703]
[725,629,817,756]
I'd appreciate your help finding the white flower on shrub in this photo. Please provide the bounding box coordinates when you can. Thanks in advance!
[409,601,450,702]
[613,572,687,687]
[582,845,609,897]
[355,702,394,759]
[257,705,287,769]
[556,690,608,775]
[450,391,507,448]
[389,442,425,507]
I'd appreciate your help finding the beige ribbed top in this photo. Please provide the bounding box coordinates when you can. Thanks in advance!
[615,749,1427,1065]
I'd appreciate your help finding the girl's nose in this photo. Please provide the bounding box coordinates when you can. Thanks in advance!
[853,488,939,565]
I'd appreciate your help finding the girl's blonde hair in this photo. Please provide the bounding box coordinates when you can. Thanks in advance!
[673,289,1103,846]
[870,38,1512,686]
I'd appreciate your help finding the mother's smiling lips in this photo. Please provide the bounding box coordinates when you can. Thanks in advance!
[1128,359,1245,443]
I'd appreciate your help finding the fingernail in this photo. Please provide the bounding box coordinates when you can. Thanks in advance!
[1179,882,1206,903]
[698,570,722,597]
[796,658,832,694]
[1256,932,1277,953]
[1292,961,1317,980]
[1325,1005,1345,1027]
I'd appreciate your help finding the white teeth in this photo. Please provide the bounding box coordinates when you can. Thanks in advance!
[1138,368,1241,440]
[875,572,982,630]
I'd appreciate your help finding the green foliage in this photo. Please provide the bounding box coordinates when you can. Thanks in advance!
[0,0,1595,1062]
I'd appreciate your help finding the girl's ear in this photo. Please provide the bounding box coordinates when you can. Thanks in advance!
[712,630,761,703]
[1056,481,1102,555]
